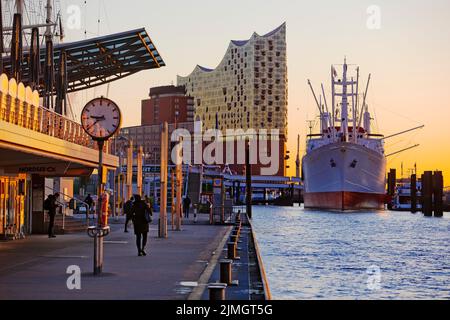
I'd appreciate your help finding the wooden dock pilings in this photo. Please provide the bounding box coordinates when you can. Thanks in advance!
[420,171,444,217]
[433,171,444,217]
[411,174,418,213]
[422,171,433,216]
[387,169,397,210]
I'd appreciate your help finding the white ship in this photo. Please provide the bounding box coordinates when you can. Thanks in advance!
[302,60,387,210]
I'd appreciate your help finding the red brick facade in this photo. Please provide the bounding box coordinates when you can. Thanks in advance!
[141,85,194,126]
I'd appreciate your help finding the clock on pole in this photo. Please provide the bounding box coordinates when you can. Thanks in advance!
[81,96,122,275]
[81,97,122,140]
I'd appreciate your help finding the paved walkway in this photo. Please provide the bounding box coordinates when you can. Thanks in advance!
[0,214,230,300]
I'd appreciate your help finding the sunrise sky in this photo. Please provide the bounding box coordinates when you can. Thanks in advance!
[63,0,450,183]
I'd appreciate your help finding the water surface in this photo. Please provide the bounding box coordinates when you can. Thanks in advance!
[251,206,450,300]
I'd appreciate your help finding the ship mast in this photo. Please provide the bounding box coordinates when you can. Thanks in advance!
[15,0,24,15]
[341,59,349,141]
[45,0,53,40]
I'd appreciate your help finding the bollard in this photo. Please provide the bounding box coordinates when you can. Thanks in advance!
[227,241,237,260]
[220,259,233,285]
[208,283,227,300]
[87,226,110,275]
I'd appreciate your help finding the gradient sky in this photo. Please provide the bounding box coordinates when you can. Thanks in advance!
[62,0,450,183]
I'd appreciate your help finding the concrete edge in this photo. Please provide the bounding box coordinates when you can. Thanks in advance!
[187,225,233,300]
[248,218,272,300]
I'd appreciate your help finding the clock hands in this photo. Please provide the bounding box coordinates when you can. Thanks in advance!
[86,116,106,131]
[90,115,106,120]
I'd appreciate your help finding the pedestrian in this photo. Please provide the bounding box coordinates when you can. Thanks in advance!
[144,195,151,206]
[131,195,152,256]
[124,196,134,233]
[46,193,60,238]
[84,194,94,216]
[183,196,191,219]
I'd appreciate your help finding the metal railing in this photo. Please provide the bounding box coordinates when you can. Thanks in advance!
[45,186,92,228]
[0,75,105,151]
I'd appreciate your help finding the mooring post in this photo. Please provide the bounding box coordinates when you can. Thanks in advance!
[422,171,433,217]
[220,259,233,285]
[433,171,444,217]
[227,241,237,260]
[208,283,227,300]
[387,169,396,210]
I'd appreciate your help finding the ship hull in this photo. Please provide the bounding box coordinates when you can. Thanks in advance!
[303,142,387,211]
[304,191,386,211]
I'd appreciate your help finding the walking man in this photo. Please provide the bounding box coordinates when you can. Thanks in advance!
[183,196,191,219]
[124,196,134,233]
[47,193,60,238]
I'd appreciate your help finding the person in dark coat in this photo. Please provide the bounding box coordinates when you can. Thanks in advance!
[131,195,152,256]
[123,196,134,233]
[183,196,191,219]
[47,193,60,238]
[84,194,94,215]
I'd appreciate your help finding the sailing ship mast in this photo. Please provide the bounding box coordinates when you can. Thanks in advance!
[295,134,300,178]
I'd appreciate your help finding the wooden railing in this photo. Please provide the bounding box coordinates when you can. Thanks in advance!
[0,73,102,151]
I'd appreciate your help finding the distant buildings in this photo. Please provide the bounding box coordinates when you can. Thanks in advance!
[121,23,289,176]
[177,23,288,176]
[177,23,288,136]
[141,85,195,126]
[118,122,195,164]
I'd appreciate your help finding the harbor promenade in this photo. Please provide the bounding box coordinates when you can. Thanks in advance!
[0,214,231,300]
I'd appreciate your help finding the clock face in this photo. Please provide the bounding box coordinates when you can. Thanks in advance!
[81,97,122,140]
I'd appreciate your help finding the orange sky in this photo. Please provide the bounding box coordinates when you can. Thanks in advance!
[64,0,450,184]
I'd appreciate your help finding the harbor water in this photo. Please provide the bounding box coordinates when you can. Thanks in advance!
[251,206,450,300]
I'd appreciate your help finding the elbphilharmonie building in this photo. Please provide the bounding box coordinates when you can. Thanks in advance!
[177,23,288,136]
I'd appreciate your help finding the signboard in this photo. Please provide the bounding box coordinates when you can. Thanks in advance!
[4,163,70,176]
[213,178,222,188]
[122,165,179,174]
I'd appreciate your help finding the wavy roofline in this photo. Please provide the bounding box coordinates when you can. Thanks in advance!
[178,22,286,79]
